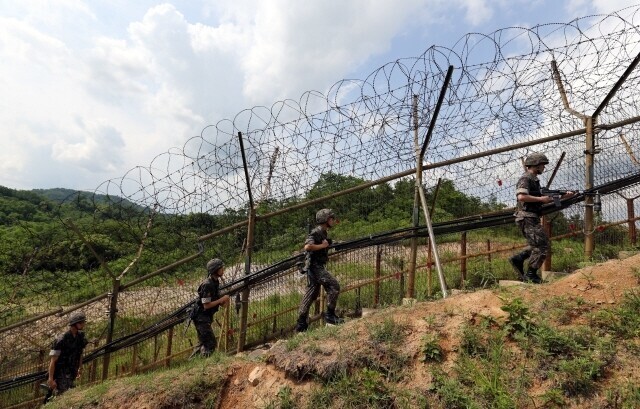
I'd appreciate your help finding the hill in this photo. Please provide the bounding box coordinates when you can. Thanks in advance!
[45,252,640,409]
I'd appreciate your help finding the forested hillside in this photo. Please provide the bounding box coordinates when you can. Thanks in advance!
[0,174,508,320]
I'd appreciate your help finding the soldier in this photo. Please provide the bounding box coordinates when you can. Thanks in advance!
[192,258,230,357]
[509,153,574,283]
[45,311,88,403]
[295,208,343,332]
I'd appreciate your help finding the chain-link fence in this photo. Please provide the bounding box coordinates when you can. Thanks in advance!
[2,6,640,408]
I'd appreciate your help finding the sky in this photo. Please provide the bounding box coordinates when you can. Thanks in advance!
[0,0,636,192]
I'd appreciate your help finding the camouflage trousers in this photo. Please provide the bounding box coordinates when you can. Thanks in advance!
[44,373,75,403]
[194,319,217,356]
[298,265,341,316]
[516,217,550,269]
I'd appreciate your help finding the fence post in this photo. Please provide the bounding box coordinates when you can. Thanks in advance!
[374,246,381,307]
[131,344,138,375]
[427,241,433,297]
[543,216,552,271]
[102,278,120,381]
[223,303,230,352]
[627,198,637,246]
[165,327,173,368]
[584,116,596,259]
[237,131,256,353]
[486,239,492,263]
[408,94,420,299]
[460,232,467,286]
[34,349,45,399]
[88,340,98,383]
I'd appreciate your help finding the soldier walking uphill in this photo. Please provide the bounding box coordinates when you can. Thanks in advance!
[44,311,88,404]
[192,258,230,357]
[509,153,574,283]
[295,208,343,332]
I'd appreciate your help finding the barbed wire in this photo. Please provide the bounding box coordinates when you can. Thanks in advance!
[2,6,640,405]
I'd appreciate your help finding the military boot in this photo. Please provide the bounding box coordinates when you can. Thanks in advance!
[508,253,527,281]
[294,314,308,333]
[524,268,542,284]
[325,308,344,325]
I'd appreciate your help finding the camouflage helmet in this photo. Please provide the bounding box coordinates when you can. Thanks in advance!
[68,311,86,326]
[206,258,224,275]
[315,208,336,224]
[524,153,550,167]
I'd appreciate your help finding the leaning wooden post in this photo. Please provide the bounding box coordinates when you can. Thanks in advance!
[237,131,256,353]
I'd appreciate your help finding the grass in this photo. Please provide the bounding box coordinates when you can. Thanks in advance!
[421,333,444,363]
[308,368,397,409]
[590,290,640,339]
[45,352,231,409]
[5,235,638,409]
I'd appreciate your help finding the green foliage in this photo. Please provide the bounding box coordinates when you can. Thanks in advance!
[309,368,396,409]
[540,388,566,408]
[590,290,640,339]
[265,386,298,409]
[420,333,444,363]
[368,317,405,345]
[604,382,640,409]
[501,298,535,336]
[429,368,479,409]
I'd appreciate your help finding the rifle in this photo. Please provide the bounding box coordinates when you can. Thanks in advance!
[296,251,311,274]
[540,188,579,207]
[540,188,602,212]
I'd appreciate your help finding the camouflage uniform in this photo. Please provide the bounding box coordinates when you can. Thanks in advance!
[297,226,341,320]
[193,277,220,356]
[47,330,88,397]
[514,172,550,270]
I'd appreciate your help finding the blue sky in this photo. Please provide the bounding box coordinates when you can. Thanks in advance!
[0,0,635,191]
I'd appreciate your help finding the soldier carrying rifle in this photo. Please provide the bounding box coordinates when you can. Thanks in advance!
[509,153,575,283]
[294,208,343,332]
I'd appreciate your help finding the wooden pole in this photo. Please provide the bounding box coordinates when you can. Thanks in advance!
[237,131,256,353]
[374,246,381,306]
[585,117,595,259]
[408,94,420,299]
[102,278,120,381]
[460,232,467,286]
[628,198,637,246]
[165,327,173,368]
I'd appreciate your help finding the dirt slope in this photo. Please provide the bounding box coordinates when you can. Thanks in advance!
[47,252,640,409]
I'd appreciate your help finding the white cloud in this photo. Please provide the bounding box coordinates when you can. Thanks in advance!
[0,0,636,193]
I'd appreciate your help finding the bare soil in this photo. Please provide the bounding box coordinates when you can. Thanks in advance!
[46,252,640,409]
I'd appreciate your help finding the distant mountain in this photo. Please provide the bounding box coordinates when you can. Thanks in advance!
[31,187,142,209]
